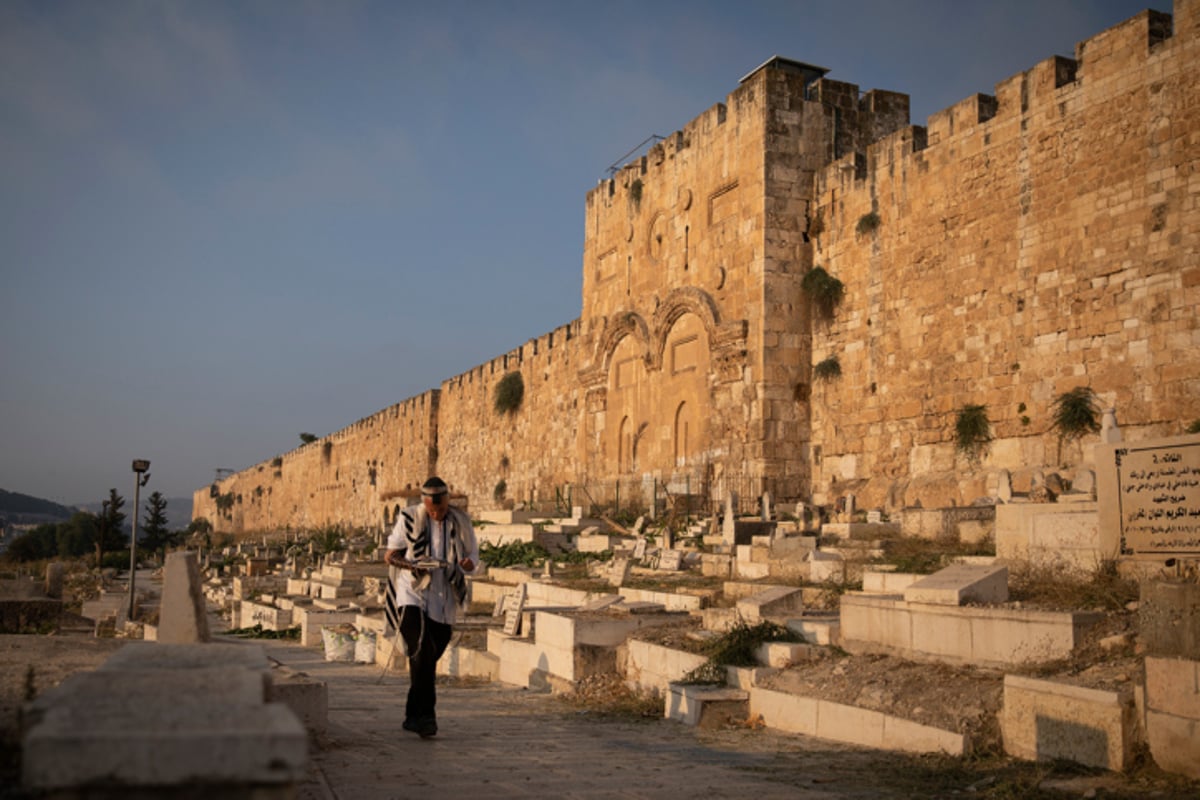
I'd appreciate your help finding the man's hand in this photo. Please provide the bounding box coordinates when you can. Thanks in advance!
[459,557,475,572]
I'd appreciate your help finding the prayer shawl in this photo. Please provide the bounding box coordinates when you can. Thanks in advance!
[384,505,471,634]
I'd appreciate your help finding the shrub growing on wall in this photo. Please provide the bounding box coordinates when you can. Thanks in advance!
[954,404,992,466]
[1051,386,1101,465]
[813,355,841,381]
[494,371,525,415]
[801,266,845,320]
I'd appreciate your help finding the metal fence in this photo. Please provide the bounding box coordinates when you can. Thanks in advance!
[530,472,778,522]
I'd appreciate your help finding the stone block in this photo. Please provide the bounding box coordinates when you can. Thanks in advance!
[622,639,709,695]
[1143,655,1200,779]
[1144,655,1200,720]
[862,570,920,594]
[903,563,1008,606]
[700,553,733,578]
[1139,580,1200,659]
[806,549,845,583]
[665,684,747,728]
[23,703,307,790]
[785,615,840,646]
[735,561,770,580]
[756,641,819,668]
[995,503,1107,574]
[749,687,818,736]
[1002,674,1138,771]
[268,670,329,735]
[1145,710,1200,780]
[736,586,804,621]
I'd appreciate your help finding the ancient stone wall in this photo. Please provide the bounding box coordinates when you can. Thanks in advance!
[194,2,1199,532]
[193,391,439,534]
[808,6,1200,510]
[436,321,584,512]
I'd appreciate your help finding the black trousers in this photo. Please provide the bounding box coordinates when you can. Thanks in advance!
[398,606,453,722]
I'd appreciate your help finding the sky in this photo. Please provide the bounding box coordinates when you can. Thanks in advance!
[0,0,1165,509]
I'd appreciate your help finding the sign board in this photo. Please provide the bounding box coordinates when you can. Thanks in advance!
[1100,436,1200,556]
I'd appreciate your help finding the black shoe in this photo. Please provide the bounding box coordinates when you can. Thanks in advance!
[402,718,422,735]
[418,717,437,738]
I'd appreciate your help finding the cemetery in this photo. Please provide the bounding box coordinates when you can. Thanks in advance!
[5,433,1197,796]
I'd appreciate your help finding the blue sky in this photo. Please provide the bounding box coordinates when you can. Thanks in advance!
[0,0,1162,508]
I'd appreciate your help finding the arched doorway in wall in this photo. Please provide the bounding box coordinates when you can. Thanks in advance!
[607,331,647,476]
[660,312,711,473]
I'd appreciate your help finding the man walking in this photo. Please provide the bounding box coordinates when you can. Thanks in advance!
[385,476,478,738]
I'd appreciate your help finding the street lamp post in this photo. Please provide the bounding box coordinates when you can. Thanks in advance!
[129,459,151,620]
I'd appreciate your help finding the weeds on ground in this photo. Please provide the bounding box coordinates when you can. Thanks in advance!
[679,619,801,684]
[559,673,662,720]
[1007,560,1138,612]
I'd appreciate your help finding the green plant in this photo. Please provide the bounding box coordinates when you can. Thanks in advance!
[856,211,881,235]
[954,403,992,465]
[813,355,841,381]
[215,492,235,512]
[493,479,507,502]
[493,371,525,415]
[1051,386,1101,441]
[1188,419,1200,434]
[1051,386,1101,464]
[299,432,318,444]
[309,525,346,556]
[271,456,283,468]
[679,619,802,684]
[629,178,643,206]
[479,540,550,568]
[801,265,845,320]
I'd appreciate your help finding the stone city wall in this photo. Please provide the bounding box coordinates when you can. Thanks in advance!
[194,2,1199,533]
[808,6,1199,509]
[194,391,439,534]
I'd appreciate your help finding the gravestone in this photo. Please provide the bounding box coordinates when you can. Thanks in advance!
[44,562,64,600]
[866,510,882,524]
[632,538,647,561]
[1097,434,1200,558]
[609,556,632,586]
[658,549,683,571]
[501,583,526,636]
[722,494,736,546]
[761,492,772,521]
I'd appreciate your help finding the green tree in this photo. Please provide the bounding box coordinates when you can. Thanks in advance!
[3,524,58,562]
[56,512,98,558]
[140,491,175,562]
[299,432,318,444]
[95,489,126,566]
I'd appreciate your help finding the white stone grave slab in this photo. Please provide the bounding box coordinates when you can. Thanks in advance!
[903,563,1008,606]
[658,549,683,571]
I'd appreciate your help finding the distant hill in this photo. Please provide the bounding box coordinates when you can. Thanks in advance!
[0,488,77,524]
